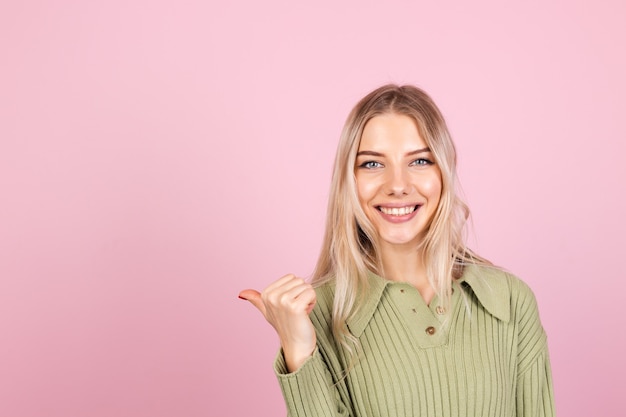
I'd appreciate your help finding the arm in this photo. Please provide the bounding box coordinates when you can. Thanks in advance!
[275,348,352,417]
[240,276,354,416]
[511,277,556,417]
[516,348,556,417]
[273,283,354,417]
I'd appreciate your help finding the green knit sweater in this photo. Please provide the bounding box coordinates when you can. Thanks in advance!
[274,265,555,416]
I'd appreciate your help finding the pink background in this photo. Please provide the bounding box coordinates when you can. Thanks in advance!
[1,1,624,416]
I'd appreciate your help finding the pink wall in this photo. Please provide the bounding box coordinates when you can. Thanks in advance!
[1,1,624,416]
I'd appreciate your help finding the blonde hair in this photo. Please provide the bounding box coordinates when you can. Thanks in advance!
[312,84,491,356]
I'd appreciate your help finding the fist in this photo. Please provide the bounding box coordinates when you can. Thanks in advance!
[239,274,317,372]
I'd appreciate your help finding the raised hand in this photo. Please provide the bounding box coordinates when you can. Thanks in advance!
[239,274,317,372]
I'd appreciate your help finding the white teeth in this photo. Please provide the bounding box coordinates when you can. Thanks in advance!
[379,206,416,216]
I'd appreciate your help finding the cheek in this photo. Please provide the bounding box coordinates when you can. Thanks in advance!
[356,177,376,206]
[420,173,443,201]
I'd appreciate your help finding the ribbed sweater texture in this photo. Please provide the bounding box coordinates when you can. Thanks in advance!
[274,265,555,417]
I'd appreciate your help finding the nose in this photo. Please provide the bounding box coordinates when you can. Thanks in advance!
[385,166,411,196]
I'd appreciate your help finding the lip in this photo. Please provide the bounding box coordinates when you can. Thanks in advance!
[377,203,420,208]
[375,204,420,223]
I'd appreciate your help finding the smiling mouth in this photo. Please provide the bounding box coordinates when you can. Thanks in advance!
[377,205,419,216]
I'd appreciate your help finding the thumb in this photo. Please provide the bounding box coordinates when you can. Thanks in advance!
[238,289,266,316]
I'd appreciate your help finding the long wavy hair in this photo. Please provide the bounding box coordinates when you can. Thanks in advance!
[311,84,491,355]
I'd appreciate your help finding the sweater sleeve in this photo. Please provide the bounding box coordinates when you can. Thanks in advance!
[516,348,556,417]
[274,348,351,417]
[273,282,354,417]
[511,277,556,417]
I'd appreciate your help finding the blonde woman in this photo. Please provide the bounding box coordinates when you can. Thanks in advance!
[239,85,555,417]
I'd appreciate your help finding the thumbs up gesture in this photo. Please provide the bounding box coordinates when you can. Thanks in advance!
[239,274,317,372]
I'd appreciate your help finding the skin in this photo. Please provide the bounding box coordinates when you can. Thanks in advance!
[238,275,317,373]
[239,112,442,372]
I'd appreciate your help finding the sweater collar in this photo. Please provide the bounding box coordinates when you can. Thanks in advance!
[346,264,511,337]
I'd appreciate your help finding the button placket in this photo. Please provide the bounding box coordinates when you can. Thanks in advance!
[387,282,447,348]
[399,287,416,314]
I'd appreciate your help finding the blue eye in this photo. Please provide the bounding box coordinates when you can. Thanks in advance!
[411,158,433,166]
[360,161,383,169]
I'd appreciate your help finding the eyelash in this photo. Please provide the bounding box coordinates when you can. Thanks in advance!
[358,158,433,169]
[359,161,383,169]
[411,158,433,166]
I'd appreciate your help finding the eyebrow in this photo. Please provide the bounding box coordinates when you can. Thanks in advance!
[356,147,431,157]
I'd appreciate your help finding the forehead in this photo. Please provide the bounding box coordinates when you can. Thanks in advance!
[358,113,427,151]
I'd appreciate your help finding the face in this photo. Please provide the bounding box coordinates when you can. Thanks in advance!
[355,113,442,251]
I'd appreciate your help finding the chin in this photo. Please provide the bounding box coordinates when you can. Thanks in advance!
[379,233,421,248]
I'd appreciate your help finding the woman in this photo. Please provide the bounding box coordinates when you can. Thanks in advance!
[239,84,555,416]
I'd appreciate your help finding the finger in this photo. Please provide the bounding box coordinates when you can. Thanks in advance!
[268,277,309,301]
[263,276,307,306]
[238,289,267,316]
[305,301,315,315]
[282,284,317,313]
[299,287,317,315]
[283,282,313,302]
[264,273,299,293]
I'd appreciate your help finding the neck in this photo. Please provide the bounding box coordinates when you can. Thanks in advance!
[379,242,435,304]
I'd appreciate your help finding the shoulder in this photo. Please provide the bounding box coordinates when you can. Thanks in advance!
[468,265,551,372]
[461,264,541,323]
